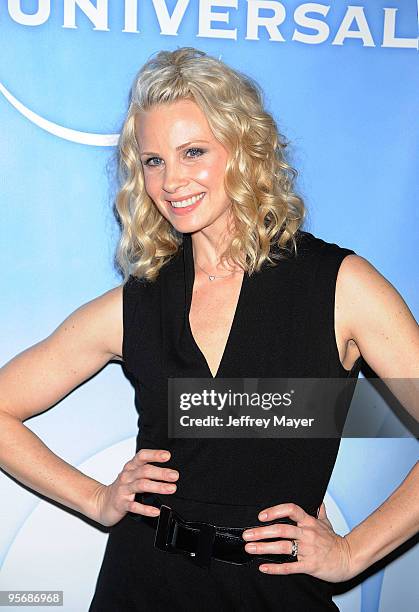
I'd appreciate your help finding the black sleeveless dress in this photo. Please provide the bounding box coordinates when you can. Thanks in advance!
[89,230,362,612]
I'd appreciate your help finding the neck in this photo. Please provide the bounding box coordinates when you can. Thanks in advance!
[190,227,241,274]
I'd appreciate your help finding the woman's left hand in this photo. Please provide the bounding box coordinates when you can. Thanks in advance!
[242,502,354,582]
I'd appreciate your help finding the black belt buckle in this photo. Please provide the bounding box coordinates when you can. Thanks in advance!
[194,522,216,568]
[154,505,174,552]
[154,505,216,569]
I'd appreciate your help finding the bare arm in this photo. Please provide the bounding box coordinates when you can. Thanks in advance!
[345,460,419,576]
[0,284,124,522]
[337,255,419,576]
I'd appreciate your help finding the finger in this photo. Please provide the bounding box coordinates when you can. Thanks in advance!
[127,500,161,517]
[242,524,302,542]
[134,477,177,496]
[258,503,306,525]
[124,449,171,471]
[134,449,172,465]
[244,539,300,556]
[258,560,306,575]
[139,464,179,483]
[119,465,179,492]
[317,502,328,519]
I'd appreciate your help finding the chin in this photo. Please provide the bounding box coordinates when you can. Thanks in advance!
[168,214,207,232]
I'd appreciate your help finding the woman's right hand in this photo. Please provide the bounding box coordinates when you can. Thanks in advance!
[92,449,179,527]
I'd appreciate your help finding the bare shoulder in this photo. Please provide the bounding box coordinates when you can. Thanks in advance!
[336,253,408,317]
[336,254,419,377]
[77,282,124,361]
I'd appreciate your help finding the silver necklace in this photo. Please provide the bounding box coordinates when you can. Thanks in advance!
[195,259,239,281]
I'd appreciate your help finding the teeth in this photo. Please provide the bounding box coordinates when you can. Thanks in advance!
[170,192,205,208]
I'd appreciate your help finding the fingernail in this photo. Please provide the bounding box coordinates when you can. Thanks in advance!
[243,530,254,540]
[168,472,178,480]
[161,452,170,459]
[260,566,268,572]
[165,485,176,492]
[259,512,267,520]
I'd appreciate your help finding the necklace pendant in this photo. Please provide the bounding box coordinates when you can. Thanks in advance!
[209,275,216,281]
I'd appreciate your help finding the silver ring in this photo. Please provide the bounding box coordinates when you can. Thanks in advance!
[291,539,298,557]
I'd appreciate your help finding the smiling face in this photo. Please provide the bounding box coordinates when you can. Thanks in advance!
[135,99,234,236]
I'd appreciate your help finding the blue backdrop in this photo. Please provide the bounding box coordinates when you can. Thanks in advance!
[1,1,417,610]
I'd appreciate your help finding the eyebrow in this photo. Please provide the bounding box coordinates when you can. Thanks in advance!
[140,140,210,157]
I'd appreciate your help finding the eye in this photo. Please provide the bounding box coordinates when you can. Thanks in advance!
[143,156,161,167]
[185,147,206,158]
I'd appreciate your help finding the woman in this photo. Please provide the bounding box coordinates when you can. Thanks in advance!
[0,48,417,611]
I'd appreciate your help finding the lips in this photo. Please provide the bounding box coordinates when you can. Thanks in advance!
[166,192,206,215]
[167,192,205,207]
[168,191,206,204]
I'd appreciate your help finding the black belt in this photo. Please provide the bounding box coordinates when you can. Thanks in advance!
[128,494,298,569]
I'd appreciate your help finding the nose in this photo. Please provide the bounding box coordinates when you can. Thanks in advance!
[162,159,189,194]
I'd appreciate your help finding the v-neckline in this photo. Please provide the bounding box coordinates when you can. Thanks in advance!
[183,233,247,379]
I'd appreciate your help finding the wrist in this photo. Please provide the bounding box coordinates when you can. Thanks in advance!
[79,479,106,523]
[343,530,371,579]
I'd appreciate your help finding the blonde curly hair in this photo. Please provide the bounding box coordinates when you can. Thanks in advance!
[115,47,305,282]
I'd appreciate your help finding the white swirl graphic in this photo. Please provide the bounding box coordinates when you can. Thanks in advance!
[1,55,224,147]
[0,80,119,147]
